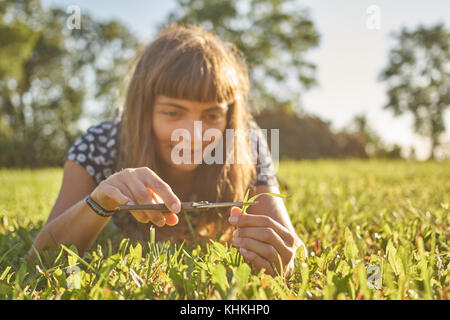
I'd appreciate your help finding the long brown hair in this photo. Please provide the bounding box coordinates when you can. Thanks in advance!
[113,23,257,244]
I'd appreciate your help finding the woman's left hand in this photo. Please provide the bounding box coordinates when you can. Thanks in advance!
[228,207,303,277]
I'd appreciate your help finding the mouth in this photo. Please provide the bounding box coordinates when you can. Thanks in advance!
[171,145,202,158]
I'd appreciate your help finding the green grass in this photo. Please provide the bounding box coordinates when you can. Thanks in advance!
[0,159,448,300]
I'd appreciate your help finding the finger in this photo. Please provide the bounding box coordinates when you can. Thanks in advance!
[130,210,166,226]
[97,183,134,210]
[147,187,178,226]
[115,180,162,225]
[233,236,281,268]
[108,179,134,200]
[234,227,294,265]
[130,210,167,227]
[230,206,243,216]
[121,170,154,205]
[103,184,133,204]
[121,172,166,226]
[135,167,181,213]
[239,248,275,276]
[148,188,162,203]
[131,198,166,226]
[130,211,154,224]
[163,212,179,226]
[228,213,295,247]
[129,187,162,225]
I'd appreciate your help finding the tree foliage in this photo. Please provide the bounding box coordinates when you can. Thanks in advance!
[0,0,139,167]
[379,23,450,160]
[254,108,367,159]
[349,114,402,159]
[162,0,320,113]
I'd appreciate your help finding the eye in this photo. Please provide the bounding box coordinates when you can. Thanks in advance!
[162,111,179,117]
[205,112,224,122]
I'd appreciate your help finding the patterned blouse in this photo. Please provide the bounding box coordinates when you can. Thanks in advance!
[64,112,279,243]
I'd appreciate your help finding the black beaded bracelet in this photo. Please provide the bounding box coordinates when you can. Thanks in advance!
[85,194,116,217]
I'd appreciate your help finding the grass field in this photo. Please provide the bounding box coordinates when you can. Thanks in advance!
[0,159,448,300]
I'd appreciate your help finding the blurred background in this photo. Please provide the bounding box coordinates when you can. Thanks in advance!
[1,0,449,167]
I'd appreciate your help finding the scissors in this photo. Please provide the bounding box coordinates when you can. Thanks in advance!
[115,201,258,214]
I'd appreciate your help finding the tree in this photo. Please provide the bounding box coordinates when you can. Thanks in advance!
[348,113,404,159]
[254,108,367,159]
[350,113,382,157]
[162,0,320,114]
[379,23,450,160]
[0,0,139,167]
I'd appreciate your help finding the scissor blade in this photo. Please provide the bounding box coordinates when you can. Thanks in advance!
[116,201,258,213]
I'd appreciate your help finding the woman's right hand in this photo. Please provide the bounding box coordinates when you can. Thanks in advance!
[89,167,181,227]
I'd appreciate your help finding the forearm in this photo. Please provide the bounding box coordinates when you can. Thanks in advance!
[27,198,111,260]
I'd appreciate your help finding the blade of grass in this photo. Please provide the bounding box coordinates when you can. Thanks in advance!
[60,244,106,283]
[0,242,21,265]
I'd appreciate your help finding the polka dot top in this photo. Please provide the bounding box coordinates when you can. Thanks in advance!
[65,116,120,185]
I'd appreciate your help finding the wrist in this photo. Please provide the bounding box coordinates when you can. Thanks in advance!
[90,184,121,211]
[85,193,116,218]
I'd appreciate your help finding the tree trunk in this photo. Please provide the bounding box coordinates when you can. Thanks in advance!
[428,135,438,161]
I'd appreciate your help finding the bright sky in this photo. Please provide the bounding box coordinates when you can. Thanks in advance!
[42,0,450,160]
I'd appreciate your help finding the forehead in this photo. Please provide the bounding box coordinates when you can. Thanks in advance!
[155,95,228,109]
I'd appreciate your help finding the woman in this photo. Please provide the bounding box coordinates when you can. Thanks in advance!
[29,23,306,277]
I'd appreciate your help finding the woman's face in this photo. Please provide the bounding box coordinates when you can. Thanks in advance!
[152,95,229,172]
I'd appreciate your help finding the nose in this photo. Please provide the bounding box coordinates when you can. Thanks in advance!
[185,120,204,151]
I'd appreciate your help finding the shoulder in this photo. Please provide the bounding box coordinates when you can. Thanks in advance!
[247,114,280,187]
[65,117,121,185]
[84,119,119,150]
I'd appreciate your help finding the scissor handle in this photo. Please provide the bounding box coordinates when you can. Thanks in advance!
[117,203,172,213]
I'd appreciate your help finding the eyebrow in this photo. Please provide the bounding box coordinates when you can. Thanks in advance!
[158,102,228,112]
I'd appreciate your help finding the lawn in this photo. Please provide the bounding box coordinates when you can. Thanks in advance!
[0,159,448,300]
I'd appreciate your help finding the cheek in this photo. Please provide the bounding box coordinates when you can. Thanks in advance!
[204,120,227,137]
[152,116,173,149]
[213,119,227,131]
[202,122,226,147]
